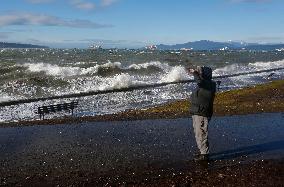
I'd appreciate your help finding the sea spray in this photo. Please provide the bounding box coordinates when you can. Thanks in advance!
[249,60,284,69]
[3,60,284,100]
[98,73,143,90]
[129,61,171,71]
[100,61,122,69]
[1,50,284,122]
[24,62,99,77]
[0,91,16,102]
[161,66,191,83]
[213,59,284,76]
[22,61,167,77]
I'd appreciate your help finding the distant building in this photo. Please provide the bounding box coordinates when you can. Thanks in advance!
[276,48,284,52]
[219,46,229,51]
[89,44,102,50]
[145,45,157,50]
[180,48,193,51]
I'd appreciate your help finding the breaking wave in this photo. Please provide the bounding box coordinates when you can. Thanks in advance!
[1,59,283,101]
[22,61,171,78]
[23,62,99,77]
[213,59,284,76]
[98,73,142,90]
[161,66,190,82]
[1,58,284,123]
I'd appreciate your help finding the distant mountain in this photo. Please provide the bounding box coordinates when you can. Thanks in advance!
[0,42,48,49]
[156,40,284,51]
[244,44,284,51]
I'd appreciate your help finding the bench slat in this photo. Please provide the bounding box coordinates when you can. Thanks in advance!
[36,101,78,120]
[57,104,62,111]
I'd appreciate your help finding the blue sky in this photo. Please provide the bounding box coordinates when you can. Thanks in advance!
[0,0,284,48]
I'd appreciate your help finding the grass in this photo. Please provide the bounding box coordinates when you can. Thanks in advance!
[127,79,284,119]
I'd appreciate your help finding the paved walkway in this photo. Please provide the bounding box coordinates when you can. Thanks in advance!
[0,113,283,185]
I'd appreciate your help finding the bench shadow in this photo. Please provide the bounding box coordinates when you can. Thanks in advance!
[210,140,284,160]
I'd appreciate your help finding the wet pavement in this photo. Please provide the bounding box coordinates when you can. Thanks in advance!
[0,113,284,185]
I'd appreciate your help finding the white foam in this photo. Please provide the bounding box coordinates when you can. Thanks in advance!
[248,60,284,69]
[2,59,284,123]
[109,74,135,89]
[213,60,284,89]
[213,63,247,76]
[128,61,171,71]
[213,59,284,76]
[74,61,97,65]
[22,61,172,78]
[0,102,47,122]
[24,62,86,77]
[98,73,142,90]
[101,61,122,68]
[0,89,24,102]
[23,61,123,77]
[161,66,191,82]
[0,93,13,102]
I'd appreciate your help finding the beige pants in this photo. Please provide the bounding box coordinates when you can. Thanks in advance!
[192,115,209,155]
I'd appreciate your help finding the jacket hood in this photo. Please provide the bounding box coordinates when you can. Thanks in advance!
[201,66,213,80]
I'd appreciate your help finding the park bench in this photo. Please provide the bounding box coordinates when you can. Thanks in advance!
[36,101,79,120]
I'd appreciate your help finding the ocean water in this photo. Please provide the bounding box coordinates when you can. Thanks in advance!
[0,49,284,122]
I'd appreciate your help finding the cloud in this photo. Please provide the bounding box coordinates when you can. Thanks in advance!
[71,0,96,10]
[26,0,54,4]
[101,0,118,7]
[26,0,118,10]
[3,37,145,48]
[71,0,118,10]
[78,38,146,48]
[0,13,112,29]
[80,38,145,44]
[230,0,272,3]
[8,28,34,32]
[26,38,43,44]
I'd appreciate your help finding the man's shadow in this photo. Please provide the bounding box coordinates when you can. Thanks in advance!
[210,140,284,160]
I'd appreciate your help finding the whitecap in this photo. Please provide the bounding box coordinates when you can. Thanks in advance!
[161,66,191,83]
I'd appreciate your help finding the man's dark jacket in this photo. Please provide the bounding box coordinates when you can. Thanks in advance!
[190,67,216,118]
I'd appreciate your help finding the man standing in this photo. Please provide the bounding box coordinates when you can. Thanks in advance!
[188,66,216,161]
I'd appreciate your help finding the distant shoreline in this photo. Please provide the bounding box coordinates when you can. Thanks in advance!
[1,80,284,127]
[0,42,48,49]
[2,40,284,51]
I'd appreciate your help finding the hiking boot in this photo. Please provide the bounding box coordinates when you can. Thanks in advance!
[194,154,209,162]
